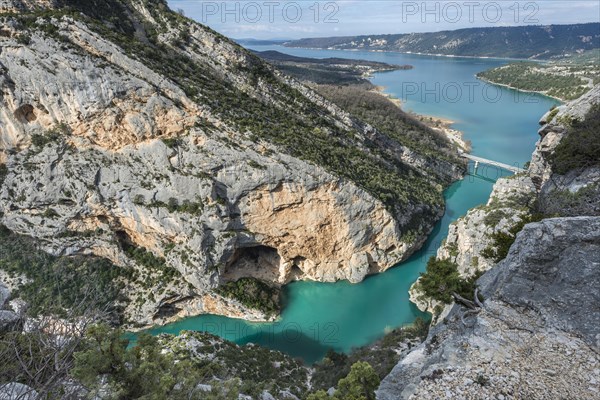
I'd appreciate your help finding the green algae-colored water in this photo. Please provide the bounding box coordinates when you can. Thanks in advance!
[133,47,559,364]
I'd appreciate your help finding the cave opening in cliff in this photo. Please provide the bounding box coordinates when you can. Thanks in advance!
[223,245,281,283]
[289,256,305,280]
[14,104,37,123]
[115,230,133,250]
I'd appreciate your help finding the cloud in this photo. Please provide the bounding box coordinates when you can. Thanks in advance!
[167,0,600,39]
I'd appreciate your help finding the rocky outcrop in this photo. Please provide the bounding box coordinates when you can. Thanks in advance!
[0,383,38,400]
[409,174,536,316]
[0,1,461,326]
[0,125,412,326]
[0,282,19,330]
[409,85,600,317]
[379,217,600,400]
[385,85,600,398]
[531,85,600,188]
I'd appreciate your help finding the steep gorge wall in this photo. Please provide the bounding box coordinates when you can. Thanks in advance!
[409,85,600,318]
[0,1,454,327]
[380,86,600,398]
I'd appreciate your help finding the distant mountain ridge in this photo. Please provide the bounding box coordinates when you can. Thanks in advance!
[285,23,600,60]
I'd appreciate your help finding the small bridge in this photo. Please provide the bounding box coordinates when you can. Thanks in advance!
[461,153,525,174]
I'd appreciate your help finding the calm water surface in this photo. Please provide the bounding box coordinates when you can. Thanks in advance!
[135,46,559,363]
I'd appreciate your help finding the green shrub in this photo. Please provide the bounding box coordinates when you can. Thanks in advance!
[316,361,379,400]
[16,34,31,45]
[120,241,181,288]
[540,183,600,217]
[0,164,8,187]
[550,104,600,174]
[42,207,60,218]
[417,257,482,304]
[146,198,204,215]
[311,317,429,391]
[247,160,266,170]
[547,107,560,123]
[216,278,280,316]
[73,326,207,399]
[0,225,131,321]
[481,214,544,262]
[31,132,61,148]
[162,137,180,148]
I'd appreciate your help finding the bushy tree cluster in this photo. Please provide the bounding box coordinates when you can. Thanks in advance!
[307,361,380,400]
[417,257,481,304]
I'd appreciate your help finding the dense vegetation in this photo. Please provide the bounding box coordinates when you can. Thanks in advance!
[119,239,183,291]
[477,61,598,100]
[0,312,429,399]
[73,327,309,399]
[0,225,130,322]
[215,278,281,316]
[285,23,600,60]
[540,183,600,218]
[255,50,409,85]
[315,84,460,165]
[254,51,461,166]
[310,317,429,391]
[416,257,482,304]
[550,104,600,174]
[307,361,380,400]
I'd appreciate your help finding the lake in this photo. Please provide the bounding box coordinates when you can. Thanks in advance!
[135,45,559,364]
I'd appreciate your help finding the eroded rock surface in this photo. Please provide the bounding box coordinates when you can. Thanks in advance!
[379,217,600,400]
[0,0,462,326]
[385,85,600,399]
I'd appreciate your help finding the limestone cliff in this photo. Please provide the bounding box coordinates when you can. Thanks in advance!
[382,85,600,398]
[379,217,600,400]
[0,0,463,326]
[409,85,600,318]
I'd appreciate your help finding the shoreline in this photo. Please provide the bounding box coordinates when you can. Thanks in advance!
[371,85,471,152]
[281,45,545,63]
[476,75,566,103]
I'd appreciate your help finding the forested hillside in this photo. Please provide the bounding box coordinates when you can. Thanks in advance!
[285,23,600,60]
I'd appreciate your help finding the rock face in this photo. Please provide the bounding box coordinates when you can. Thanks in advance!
[409,85,600,318]
[378,217,600,400]
[0,1,462,326]
[383,85,600,399]
[0,383,38,400]
[409,174,537,316]
[531,85,600,188]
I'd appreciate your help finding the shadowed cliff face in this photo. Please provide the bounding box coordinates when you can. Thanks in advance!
[381,87,600,399]
[0,0,463,326]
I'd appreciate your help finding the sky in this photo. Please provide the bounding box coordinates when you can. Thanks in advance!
[166,0,600,40]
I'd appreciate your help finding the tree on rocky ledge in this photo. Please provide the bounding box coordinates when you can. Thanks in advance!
[308,361,380,400]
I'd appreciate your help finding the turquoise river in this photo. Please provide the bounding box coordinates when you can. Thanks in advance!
[134,45,559,364]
